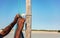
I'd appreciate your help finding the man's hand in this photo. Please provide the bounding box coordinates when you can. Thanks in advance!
[13,14,22,23]
[14,14,22,21]
[17,18,25,27]
[19,18,25,23]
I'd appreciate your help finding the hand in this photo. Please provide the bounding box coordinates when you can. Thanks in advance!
[15,14,21,20]
[17,18,25,27]
[20,18,25,23]
[13,14,22,23]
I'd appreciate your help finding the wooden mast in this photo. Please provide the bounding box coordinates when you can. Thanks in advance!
[25,0,32,38]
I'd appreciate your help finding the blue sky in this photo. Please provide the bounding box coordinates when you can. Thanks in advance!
[0,0,60,30]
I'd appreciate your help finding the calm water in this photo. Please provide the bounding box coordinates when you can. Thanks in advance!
[4,32,60,38]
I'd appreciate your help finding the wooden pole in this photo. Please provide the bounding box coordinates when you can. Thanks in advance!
[25,0,32,38]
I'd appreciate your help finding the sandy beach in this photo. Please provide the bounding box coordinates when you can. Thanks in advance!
[3,31,60,38]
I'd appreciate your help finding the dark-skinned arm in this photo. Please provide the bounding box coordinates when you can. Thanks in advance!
[14,18,25,38]
[0,14,21,37]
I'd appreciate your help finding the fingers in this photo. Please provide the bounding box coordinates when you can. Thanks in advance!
[14,14,22,21]
[18,18,25,23]
[16,14,22,18]
[17,18,25,27]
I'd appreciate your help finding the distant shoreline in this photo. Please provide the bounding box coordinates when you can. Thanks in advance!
[0,29,60,33]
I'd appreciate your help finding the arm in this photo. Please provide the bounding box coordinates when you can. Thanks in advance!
[0,14,20,37]
[14,18,25,38]
[0,21,16,37]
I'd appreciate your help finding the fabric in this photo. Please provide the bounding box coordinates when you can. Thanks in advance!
[21,32,24,38]
[0,34,3,38]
